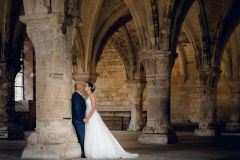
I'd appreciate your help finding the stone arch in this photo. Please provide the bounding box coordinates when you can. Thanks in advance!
[166,0,194,53]
[221,24,240,79]
[217,25,240,132]
[182,23,201,68]
[89,8,133,76]
[214,0,240,66]
[72,28,85,73]
[80,0,104,72]
[194,0,240,67]
[124,0,148,49]
[110,34,133,80]
[144,0,161,49]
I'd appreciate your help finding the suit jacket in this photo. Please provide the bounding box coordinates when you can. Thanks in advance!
[71,92,86,124]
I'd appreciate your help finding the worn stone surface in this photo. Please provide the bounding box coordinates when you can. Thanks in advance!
[139,50,177,144]
[0,81,18,139]
[193,67,221,136]
[19,1,81,158]
[127,80,144,131]
[0,82,8,138]
[1,0,240,158]
[225,80,240,132]
[95,43,130,111]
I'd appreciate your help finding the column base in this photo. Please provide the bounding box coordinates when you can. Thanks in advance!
[194,128,216,136]
[225,122,240,133]
[21,119,82,159]
[127,123,141,132]
[138,133,177,144]
[0,126,8,138]
[21,142,81,160]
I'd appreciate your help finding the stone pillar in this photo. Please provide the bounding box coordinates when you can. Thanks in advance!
[194,67,221,136]
[0,64,24,139]
[72,71,98,83]
[5,80,25,140]
[138,50,177,144]
[226,79,240,132]
[127,80,144,131]
[0,81,9,138]
[20,14,81,159]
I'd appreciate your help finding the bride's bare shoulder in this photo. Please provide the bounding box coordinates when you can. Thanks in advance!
[89,94,96,101]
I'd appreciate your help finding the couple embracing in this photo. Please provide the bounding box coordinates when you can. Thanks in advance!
[72,81,139,159]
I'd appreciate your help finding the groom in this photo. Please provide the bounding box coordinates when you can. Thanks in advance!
[72,81,86,158]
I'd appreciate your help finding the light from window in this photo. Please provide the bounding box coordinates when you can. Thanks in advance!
[15,69,24,101]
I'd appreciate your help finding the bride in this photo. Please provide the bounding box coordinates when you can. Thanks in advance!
[83,81,139,159]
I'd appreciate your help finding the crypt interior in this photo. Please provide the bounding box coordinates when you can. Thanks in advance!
[0,0,240,159]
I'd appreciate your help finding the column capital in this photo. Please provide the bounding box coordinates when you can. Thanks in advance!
[141,50,177,78]
[20,13,63,26]
[125,79,144,102]
[20,1,80,35]
[198,67,221,93]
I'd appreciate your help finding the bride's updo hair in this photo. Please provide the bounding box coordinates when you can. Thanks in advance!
[86,81,95,93]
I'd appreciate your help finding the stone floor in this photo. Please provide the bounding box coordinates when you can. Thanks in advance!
[0,131,240,160]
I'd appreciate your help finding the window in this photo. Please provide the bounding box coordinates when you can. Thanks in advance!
[15,55,24,101]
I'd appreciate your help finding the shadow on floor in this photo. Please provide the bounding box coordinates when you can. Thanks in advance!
[0,131,240,160]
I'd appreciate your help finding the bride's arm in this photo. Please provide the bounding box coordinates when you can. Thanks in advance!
[84,95,96,123]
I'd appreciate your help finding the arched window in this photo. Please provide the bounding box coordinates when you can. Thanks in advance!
[15,55,24,101]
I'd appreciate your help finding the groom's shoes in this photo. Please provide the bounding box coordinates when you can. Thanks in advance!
[81,154,86,158]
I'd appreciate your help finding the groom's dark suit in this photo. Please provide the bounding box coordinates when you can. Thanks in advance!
[72,91,86,157]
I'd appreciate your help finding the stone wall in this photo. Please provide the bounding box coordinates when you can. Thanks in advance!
[217,73,232,123]
[171,44,232,125]
[171,44,200,124]
[94,42,233,126]
[92,42,233,126]
[94,42,133,130]
[95,42,130,112]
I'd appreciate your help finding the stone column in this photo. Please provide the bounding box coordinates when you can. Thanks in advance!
[0,64,24,139]
[72,71,98,83]
[138,50,177,144]
[5,80,25,140]
[127,80,144,131]
[226,79,240,132]
[0,81,9,138]
[194,67,221,136]
[20,14,81,159]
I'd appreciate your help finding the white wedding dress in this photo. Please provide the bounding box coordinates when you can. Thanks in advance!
[84,97,139,159]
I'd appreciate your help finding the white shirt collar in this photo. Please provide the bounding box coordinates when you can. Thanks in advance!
[75,91,82,96]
